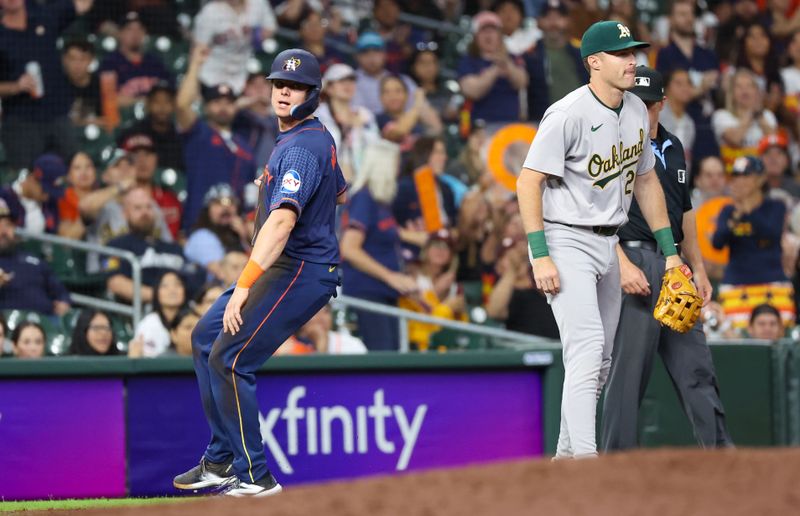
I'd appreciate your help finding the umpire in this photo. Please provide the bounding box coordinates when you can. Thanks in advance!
[601,66,733,450]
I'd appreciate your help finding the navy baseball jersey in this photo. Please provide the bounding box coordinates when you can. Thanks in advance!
[255,118,346,264]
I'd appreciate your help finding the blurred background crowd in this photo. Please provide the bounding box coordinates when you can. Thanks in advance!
[0,0,797,359]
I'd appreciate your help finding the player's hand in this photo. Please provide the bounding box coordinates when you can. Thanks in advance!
[223,286,249,336]
[692,269,713,307]
[619,258,650,296]
[665,255,683,270]
[532,256,560,295]
[386,272,418,296]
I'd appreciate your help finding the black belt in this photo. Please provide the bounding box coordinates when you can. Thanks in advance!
[621,240,682,256]
[544,219,620,237]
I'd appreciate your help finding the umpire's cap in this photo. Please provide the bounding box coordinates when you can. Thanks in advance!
[580,20,649,59]
[266,49,322,89]
[630,66,665,102]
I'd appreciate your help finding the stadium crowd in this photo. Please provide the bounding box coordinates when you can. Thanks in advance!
[0,0,797,358]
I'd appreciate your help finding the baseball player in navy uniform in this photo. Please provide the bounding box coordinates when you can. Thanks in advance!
[601,67,732,451]
[173,49,347,497]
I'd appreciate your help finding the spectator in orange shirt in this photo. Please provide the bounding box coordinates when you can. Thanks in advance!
[58,151,97,240]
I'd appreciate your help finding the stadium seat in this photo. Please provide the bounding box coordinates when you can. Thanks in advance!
[110,314,134,352]
[3,309,70,356]
[155,167,187,201]
[461,281,483,307]
[429,328,489,351]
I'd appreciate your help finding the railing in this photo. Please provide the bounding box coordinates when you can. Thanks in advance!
[14,231,550,354]
[15,229,144,328]
[334,294,556,353]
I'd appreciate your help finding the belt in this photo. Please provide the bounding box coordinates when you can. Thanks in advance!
[621,240,682,256]
[545,219,620,237]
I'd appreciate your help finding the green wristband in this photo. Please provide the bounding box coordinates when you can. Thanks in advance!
[527,231,549,259]
[653,227,677,257]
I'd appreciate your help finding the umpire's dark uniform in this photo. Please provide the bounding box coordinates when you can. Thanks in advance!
[601,67,732,451]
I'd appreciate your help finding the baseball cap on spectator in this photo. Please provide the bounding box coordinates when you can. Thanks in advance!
[323,63,356,88]
[147,80,175,99]
[120,133,156,153]
[119,11,144,29]
[472,11,503,33]
[356,32,386,52]
[31,154,67,200]
[539,0,568,16]
[758,133,789,155]
[630,66,665,102]
[203,183,239,207]
[201,83,237,102]
[730,155,764,176]
[580,20,650,59]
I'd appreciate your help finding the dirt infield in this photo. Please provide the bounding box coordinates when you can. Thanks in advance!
[34,448,800,516]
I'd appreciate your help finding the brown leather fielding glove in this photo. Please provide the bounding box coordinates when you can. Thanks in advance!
[653,264,703,333]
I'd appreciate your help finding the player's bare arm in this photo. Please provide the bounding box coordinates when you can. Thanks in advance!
[633,169,683,270]
[223,207,297,335]
[516,168,560,295]
[681,209,713,305]
[616,244,651,296]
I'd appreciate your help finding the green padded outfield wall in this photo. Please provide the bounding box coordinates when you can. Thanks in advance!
[542,342,787,455]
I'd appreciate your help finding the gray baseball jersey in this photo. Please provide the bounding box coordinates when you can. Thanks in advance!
[522,85,656,227]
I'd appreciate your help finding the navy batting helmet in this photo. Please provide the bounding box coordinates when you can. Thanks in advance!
[267,48,322,120]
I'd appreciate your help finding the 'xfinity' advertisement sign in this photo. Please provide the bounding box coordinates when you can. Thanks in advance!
[127,371,543,496]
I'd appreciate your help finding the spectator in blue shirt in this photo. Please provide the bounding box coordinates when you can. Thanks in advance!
[340,140,422,351]
[458,11,528,125]
[233,73,278,173]
[712,156,793,331]
[365,0,428,74]
[0,0,93,169]
[117,81,184,171]
[183,184,248,282]
[62,38,102,127]
[353,32,417,116]
[176,45,256,233]
[299,10,348,75]
[0,198,71,316]
[104,187,190,304]
[98,11,172,108]
[656,0,721,163]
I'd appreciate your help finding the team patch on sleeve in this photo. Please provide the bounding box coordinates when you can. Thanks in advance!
[280,170,302,194]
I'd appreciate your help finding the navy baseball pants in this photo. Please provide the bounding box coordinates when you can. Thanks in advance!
[191,255,338,483]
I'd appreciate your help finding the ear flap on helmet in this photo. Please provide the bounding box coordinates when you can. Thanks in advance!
[289,87,321,120]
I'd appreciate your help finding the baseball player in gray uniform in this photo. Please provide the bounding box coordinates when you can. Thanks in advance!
[601,66,733,451]
[517,21,684,458]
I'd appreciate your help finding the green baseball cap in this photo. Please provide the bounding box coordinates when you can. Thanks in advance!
[580,21,650,59]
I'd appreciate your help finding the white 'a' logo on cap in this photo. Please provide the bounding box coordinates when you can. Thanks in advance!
[284,57,302,71]
[617,23,631,38]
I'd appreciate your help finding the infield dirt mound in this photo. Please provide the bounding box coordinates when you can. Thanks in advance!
[38,448,800,516]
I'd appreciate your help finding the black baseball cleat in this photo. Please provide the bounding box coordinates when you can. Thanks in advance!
[173,457,235,490]
[221,471,283,498]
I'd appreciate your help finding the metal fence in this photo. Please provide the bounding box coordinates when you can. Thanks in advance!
[15,229,144,329]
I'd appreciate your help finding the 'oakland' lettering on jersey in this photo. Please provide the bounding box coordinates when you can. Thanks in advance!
[522,84,655,227]
[587,129,646,177]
